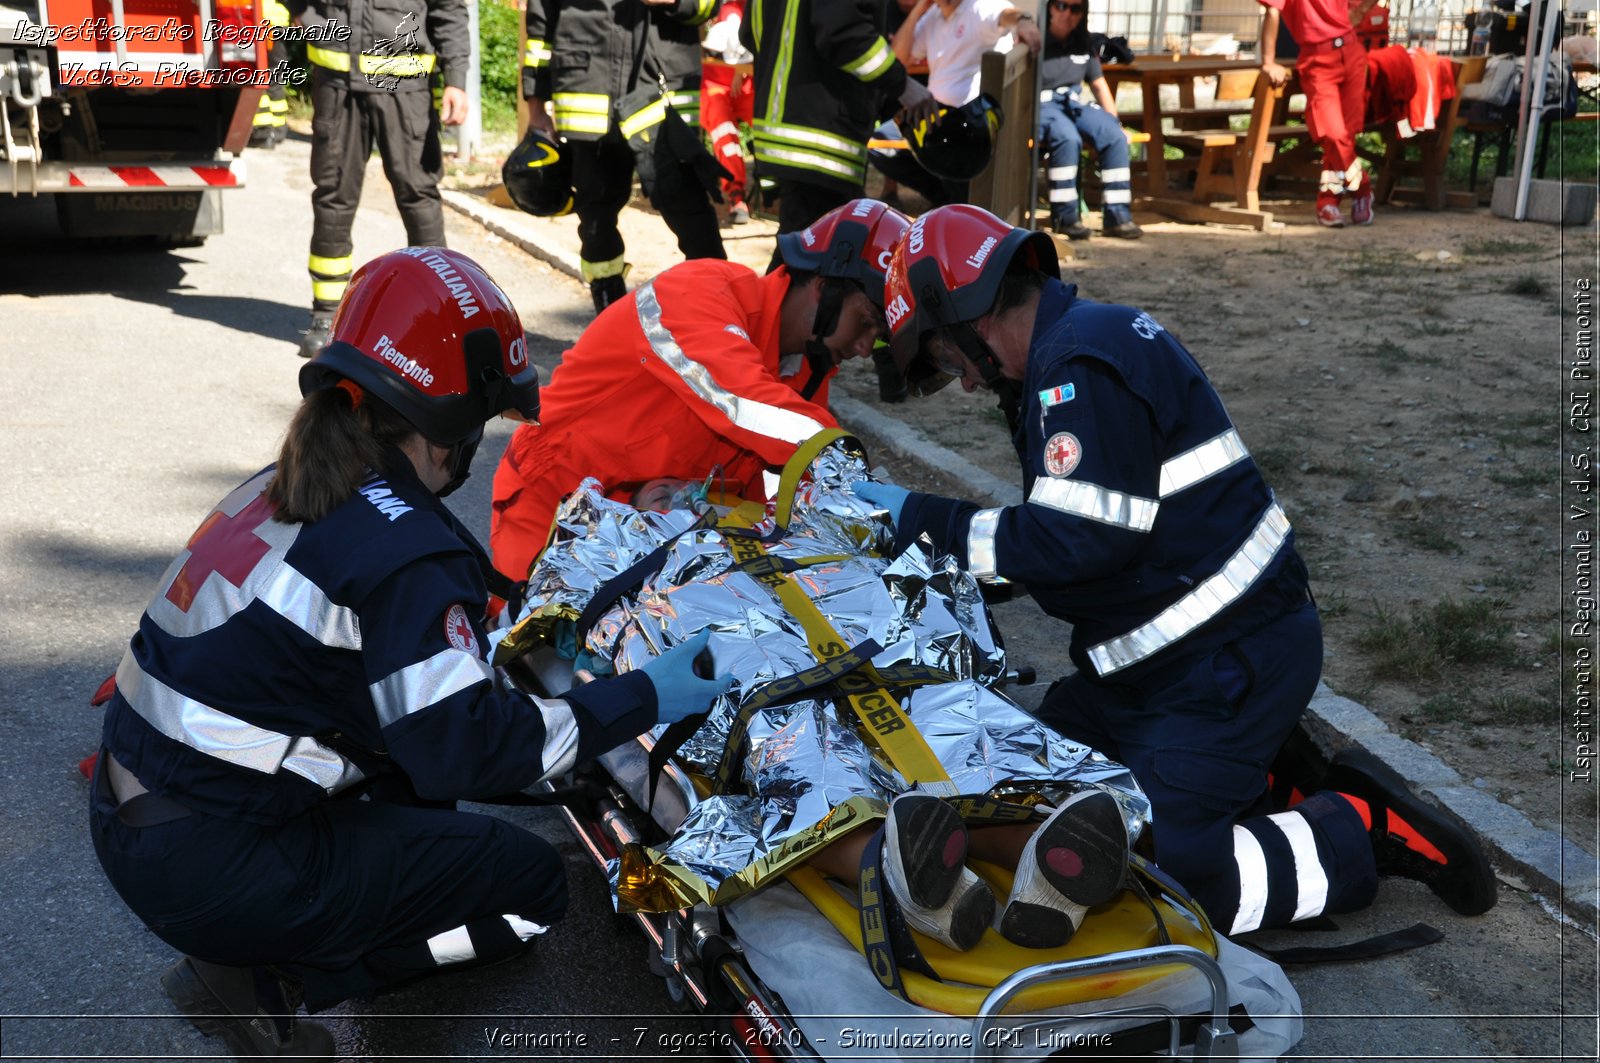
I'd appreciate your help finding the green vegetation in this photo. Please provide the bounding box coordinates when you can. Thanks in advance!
[1354,596,1517,682]
[1509,273,1551,298]
[1444,122,1600,190]
[478,0,523,134]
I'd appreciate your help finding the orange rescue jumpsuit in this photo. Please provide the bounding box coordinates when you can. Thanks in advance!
[490,259,838,582]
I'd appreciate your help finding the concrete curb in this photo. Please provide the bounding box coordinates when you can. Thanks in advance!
[443,189,583,282]
[447,193,1596,930]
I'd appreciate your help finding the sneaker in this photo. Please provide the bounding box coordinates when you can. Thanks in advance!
[1316,203,1346,228]
[729,201,751,226]
[1052,214,1092,241]
[1103,220,1144,240]
[881,794,995,952]
[162,957,335,1060]
[1350,188,1374,226]
[1323,749,1497,916]
[1000,790,1129,949]
[296,315,332,360]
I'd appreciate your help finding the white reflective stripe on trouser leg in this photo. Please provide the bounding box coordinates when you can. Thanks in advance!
[1100,166,1131,183]
[1271,810,1331,923]
[1101,188,1133,205]
[1047,164,1078,181]
[427,925,477,965]
[426,916,547,966]
[1229,824,1269,935]
[1048,188,1076,202]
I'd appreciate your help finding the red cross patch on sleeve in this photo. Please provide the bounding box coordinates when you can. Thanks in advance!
[1044,432,1082,478]
[443,604,480,656]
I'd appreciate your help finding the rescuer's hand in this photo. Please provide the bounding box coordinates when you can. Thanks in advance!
[897,77,939,129]
[849,479,910,528]
[439,86,469,125]
[639,630,734,724]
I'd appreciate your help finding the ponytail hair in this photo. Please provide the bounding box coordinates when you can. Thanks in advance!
[267,383,418,524]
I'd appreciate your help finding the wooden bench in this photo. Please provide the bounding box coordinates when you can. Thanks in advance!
[1375,54,1487,209]
[1160,70,1305,208]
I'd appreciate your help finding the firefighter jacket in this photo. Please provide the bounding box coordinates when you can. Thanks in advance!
[894,280,1310,684]
[522,0,716,141]
[101,454,658,827]
[740,0,909,195]
[489,260,838,582]
[291,0,471,91]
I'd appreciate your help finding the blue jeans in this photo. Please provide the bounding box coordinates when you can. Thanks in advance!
[1038,94,1133,226]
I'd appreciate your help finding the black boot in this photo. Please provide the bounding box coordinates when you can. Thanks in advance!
[589,275,627,315]
[1322,749,1498,916]
[297,313,333,360]
[162,956,335,1059]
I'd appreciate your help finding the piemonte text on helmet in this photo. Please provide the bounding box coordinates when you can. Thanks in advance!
[375,334,436,388]
[397,247,481,319]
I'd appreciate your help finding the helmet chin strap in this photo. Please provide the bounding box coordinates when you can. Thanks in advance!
[436,426,484,498]
[798,279,850,401]
[948,320,1023,433]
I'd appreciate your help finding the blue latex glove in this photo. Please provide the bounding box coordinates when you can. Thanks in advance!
[638,629,735,725]
[849,479,910,528]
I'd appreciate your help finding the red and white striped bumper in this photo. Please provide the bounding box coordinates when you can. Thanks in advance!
[2,158,247,194]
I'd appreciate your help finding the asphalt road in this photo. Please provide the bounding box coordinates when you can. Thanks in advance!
[0,136,1593,1062]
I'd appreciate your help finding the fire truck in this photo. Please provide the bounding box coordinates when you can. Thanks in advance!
[0,0,273,241]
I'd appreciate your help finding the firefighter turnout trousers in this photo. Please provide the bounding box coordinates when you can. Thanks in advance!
[569,129,725,286]
[308,69,446,313]
[92,762,565,1009]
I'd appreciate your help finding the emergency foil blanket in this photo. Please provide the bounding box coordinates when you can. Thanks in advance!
[498,442,1149,913]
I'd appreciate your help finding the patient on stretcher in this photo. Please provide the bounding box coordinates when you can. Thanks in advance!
[498,441,1151,963]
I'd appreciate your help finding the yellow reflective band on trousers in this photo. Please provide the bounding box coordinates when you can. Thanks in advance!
[307,44,436,78]
[580,254,627,283]
[253,96,286,126]
[309,253,353,304]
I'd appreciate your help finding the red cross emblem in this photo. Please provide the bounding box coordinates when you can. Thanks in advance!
[1044,432,1082,478]
[165,492,277,612]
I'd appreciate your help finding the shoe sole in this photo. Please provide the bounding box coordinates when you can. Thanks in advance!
[1001,792,1128,948]
[1326,749,1497,916]
[884,795,967,909]
[941,869,999,951]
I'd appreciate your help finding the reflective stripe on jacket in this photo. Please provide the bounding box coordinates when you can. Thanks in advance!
[290,0,470,91]
[895,280,1307,682]
[102,456,657,825]
[522,0,713,141]
[489,261,837,582]
[741,0,907,194]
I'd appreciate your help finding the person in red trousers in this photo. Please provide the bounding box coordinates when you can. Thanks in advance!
[1257,0,1381,227]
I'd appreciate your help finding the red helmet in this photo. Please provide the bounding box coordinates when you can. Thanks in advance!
[885,204,1058,394]
[774,198,911,310]
[299,247,540,442]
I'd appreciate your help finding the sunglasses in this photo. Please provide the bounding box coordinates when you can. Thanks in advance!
[1050,2,1086,12]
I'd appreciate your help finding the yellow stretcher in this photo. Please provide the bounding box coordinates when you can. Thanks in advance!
[503,431,1254,1059]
